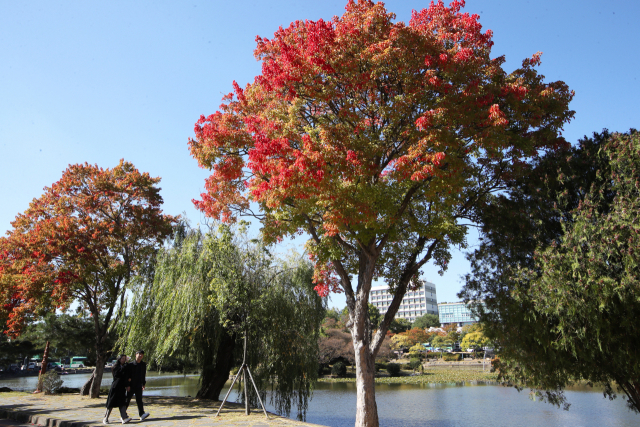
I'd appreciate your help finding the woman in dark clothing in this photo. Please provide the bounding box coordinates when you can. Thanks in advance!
[103,355,132,424]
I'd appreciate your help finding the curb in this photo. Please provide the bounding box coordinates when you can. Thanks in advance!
[0,408,95,427]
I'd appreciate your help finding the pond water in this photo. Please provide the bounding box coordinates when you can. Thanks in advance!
[1,372,637,427]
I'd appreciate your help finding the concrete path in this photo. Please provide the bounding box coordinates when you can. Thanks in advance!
[0,393,327,427]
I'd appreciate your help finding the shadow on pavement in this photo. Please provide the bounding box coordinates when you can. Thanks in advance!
[138,415,204,422]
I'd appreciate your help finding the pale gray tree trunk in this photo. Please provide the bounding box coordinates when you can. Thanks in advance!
[315,216,439,427]
[353,339,379,427]
[344,251,382,427]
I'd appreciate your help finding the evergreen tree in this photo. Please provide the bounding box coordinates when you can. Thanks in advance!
[460,129,640,412]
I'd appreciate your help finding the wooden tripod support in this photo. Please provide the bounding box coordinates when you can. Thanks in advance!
[215,333,269,419]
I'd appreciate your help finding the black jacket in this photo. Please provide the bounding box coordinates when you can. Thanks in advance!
[127,360,146,388]
[105,363,129,408]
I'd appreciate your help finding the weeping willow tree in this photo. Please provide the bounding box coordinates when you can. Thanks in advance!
[205,224,326,419]
[117,221,325,419]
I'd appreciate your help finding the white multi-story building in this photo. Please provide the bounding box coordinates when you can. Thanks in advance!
[369,282,438,322]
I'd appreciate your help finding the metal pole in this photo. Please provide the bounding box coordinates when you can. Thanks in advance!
[216,329,268,419]
[215,364,243,417]
[244,367,250,415]
[245,365,269,419]
[243,333,247,364]
[243,332,250,415]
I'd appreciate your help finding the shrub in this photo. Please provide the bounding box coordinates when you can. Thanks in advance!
[425,352,443,359]
[443,353,462,362]
[386,363,401,377]
[374,362,387,372]
[409,358,422,371]
[331,361,347,377]
[408,344,424,360]
[41,371,63,395]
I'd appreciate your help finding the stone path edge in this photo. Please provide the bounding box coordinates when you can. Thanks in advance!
[0,407,91,427]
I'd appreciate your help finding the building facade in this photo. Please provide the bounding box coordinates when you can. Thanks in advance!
[437,301,478,326]
[369,282,438,322]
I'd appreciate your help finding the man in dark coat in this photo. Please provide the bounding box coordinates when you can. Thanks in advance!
[126,350,150,421]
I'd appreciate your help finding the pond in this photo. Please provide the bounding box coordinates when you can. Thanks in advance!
[1,372,637,427]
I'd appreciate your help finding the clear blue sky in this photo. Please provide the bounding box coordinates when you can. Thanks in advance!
[1,0,638,309]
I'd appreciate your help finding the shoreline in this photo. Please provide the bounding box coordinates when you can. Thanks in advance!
[318,367,499,385]
[0,393,328,427]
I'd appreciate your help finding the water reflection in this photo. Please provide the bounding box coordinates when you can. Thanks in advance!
[1,373,637,427]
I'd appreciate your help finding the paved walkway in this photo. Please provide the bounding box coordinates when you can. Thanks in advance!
[0,393,327,427]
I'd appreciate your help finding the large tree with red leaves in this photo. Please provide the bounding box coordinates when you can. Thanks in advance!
[0,160,175,398]
[189,1,574,425]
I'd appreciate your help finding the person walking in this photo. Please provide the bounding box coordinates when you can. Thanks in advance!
[126,350,150,421]
[103,355,132,424]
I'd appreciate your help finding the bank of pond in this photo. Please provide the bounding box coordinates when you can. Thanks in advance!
[0,371,637,426]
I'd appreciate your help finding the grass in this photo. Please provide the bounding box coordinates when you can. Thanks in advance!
[0,391,33,396]
[319,367,498,385]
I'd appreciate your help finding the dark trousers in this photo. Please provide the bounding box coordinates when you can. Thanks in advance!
[126,386,145,416]
[104,406,127,420]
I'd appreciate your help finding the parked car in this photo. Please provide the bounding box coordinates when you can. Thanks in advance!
[434,348,442,352]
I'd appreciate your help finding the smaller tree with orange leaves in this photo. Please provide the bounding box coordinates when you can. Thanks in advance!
[0,160,175,398]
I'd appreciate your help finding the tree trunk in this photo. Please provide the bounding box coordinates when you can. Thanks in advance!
[81,348,107,398]
[90,353,107,398]
[37,341,51,392]
[80,372,94,396]
[196,331,237,400]
[332,238,429,427]
[353,339,379,427]
[619,379,640,413]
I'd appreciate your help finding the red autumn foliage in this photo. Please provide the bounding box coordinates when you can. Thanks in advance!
[189,0,573,296]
